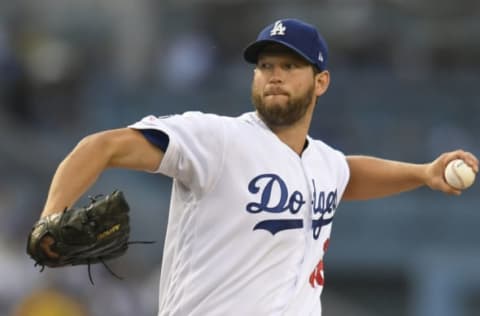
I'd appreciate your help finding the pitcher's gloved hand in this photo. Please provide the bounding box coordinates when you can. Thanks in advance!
[27,190,130,269]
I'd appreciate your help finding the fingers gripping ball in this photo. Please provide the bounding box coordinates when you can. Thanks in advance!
[444,159,476,190]
[27,190,130,268]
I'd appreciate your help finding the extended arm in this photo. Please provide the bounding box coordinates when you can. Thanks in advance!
[41,128,163,217]
[342,150,478,201]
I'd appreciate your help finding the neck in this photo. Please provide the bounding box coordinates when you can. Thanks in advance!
[264,108,313,156]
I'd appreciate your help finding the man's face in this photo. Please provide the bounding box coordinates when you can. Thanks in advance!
[251,45,317,127]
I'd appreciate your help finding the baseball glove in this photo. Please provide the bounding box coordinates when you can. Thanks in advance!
[27,190,130,281]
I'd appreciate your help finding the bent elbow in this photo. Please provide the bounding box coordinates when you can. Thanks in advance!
[73,131,116,166]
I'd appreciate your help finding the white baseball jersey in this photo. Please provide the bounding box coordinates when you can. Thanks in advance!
[129,111,350,316]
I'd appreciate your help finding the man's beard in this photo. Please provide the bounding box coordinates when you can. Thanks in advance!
[252,84,315,127]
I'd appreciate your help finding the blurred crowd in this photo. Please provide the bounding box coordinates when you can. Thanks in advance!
[1,0,480,315]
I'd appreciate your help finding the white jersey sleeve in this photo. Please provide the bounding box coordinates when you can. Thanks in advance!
[333,148,350,201]
[128,112,226,196]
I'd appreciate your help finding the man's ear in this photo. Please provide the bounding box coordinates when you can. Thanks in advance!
[315,70,330,97]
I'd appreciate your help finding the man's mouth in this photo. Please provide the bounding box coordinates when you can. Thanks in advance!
[264,88,289,97]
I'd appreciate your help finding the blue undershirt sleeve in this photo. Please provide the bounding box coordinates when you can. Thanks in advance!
[139,129,170,152]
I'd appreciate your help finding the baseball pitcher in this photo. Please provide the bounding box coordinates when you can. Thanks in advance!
[28,18,478,316]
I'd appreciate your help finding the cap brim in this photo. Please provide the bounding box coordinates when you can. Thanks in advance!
[243,39,315,66]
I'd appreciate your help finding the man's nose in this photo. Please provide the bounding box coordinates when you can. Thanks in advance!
[268,66,284,83]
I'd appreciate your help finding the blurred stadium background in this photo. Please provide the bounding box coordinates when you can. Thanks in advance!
[1,0,479,315]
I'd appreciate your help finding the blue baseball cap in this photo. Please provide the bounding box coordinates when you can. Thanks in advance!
[243,18,328,71]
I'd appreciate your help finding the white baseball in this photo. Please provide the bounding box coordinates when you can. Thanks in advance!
[444,159,476,190]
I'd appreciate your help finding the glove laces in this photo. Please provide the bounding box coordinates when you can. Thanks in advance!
[86,240,155,285]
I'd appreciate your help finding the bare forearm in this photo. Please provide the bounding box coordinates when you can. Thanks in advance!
[40,129,164,218]
[41,135,112,217]
[343,155,427,200]
[343,151,478,201]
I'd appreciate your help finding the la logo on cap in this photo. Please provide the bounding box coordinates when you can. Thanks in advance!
[270,21,286,36]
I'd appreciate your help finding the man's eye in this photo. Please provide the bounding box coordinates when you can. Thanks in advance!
[259,63,272,69]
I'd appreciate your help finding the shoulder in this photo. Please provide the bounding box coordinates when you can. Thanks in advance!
[309,138,346,157]
[179,111,266,133]
[308,137,348,169]
[162,111,230,123]
[130,111,231,130]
